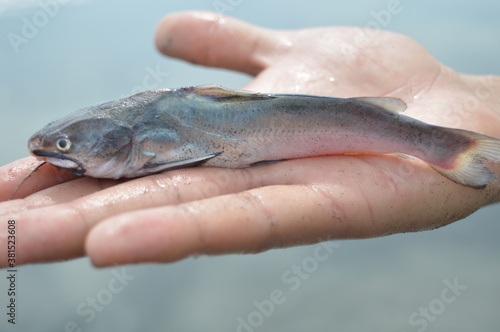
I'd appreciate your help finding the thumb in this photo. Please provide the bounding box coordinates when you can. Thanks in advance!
[155,11,280,76]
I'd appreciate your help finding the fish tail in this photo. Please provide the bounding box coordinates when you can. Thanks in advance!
[427,130,500,189]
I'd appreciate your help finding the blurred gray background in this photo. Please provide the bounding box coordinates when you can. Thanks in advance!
[0,0,499,331]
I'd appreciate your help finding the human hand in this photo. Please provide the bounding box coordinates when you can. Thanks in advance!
[1,11,499,267]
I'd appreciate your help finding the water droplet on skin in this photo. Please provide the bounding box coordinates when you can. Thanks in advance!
[329,77,335,82]
[155,179,167,188]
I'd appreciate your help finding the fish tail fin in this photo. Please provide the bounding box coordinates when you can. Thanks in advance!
[428,130,500,189]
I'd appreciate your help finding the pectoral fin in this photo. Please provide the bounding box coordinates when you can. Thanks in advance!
[184,85,276,101]
[142,152,223,174]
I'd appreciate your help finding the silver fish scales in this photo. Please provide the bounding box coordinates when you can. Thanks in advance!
[27,85,500,188]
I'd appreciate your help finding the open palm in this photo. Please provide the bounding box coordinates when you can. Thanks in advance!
[1,11,499,267]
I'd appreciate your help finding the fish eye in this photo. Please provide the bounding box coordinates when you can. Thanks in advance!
[56,138,72,152]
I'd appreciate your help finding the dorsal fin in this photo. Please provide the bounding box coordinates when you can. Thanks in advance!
[183,85,275,101]
[351,97,407,113]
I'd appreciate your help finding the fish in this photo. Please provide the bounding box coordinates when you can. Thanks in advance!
[27,85,500,189]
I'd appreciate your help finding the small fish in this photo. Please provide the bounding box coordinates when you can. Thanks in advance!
[27,85,500,189]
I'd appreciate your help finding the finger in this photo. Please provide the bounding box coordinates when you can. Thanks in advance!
[155,11,284,75]
[85,156,495,266]
[0,166,272,265]
[85,185,336,266]
[0,176,121,216]
[0,157,78,201]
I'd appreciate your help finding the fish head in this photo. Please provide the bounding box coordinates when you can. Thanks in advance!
[28,115,136,178]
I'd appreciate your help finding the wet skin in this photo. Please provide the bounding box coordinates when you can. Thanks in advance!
[0,11,499,267]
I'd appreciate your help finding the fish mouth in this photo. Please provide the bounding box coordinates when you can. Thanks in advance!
[31,150,86,176]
